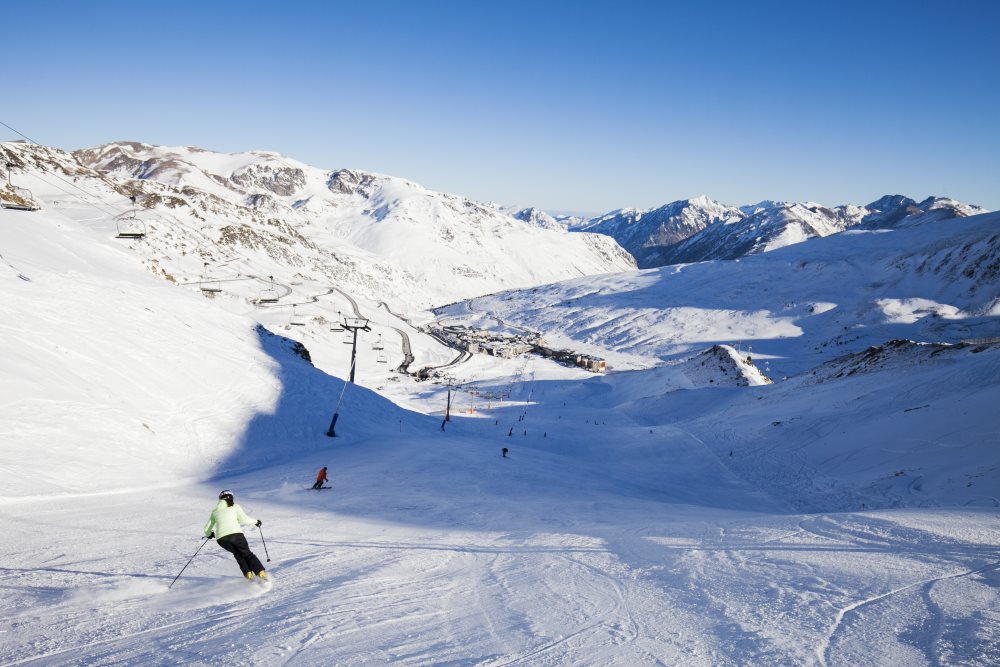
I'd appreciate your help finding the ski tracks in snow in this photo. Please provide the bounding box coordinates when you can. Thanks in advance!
[816,559,1000,667]
[798,513,1000,667]
[480,550,644,667]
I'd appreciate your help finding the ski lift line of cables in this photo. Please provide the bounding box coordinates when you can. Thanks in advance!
[1,162,127,221]
[1,120,134,219]
[1,125,246,294]
[2,125,256,291]
[0,119,240,260]
[0,120,44,146]
[1,119,131,207]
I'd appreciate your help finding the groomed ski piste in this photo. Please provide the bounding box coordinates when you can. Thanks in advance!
[2,191,999,665]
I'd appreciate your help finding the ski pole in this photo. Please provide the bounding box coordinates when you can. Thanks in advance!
[169,537,210,589]
[259,527,271,562]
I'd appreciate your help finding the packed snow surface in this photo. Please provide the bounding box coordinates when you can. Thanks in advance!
[2,158,999,665]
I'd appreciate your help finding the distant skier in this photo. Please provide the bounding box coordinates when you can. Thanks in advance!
[312,466,329,489]
[502,447,508,458]
[203,490,266,581]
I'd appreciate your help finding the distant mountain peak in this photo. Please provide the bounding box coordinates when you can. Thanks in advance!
[579,191,989,268]
[577,197,744,268]
[511,207,563,231]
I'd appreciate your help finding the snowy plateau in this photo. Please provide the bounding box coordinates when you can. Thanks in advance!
[1,139,998,666]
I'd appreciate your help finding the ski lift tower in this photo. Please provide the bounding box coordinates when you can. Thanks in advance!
[326,316,371,438]
[342,317,371,384]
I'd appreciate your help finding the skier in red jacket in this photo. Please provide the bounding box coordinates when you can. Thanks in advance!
[312,466,328,489]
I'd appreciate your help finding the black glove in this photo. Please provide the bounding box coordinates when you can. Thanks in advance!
[255,520,262,527]
[207,532,214,539]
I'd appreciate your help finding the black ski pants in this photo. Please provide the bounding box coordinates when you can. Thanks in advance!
[217,532,265,576]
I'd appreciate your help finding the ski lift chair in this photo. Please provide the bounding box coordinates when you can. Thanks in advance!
[115,217,147,239]
[114,195,146,239]
[2,162,40,211]
[1,186,40,211]
[258,278,279,303]
[200,263,222,293]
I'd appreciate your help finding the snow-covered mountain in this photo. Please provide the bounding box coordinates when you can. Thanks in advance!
[574,196,744,268]
[577,195,987,268]
[647,200,865,266]
[509,206,564,231]
[439,209,1000,375]
[858,194,986,229]
[502,206,588,231]
[436,209,1000,507]
[672,195,986,265]
[3,138,999,665]
[2,141,636,311]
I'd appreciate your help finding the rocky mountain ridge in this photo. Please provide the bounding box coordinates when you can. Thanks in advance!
[567,194,987,269]
[2,140,636,311]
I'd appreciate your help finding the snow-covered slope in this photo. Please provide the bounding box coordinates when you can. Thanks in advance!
[3,140,998,666]
[442,211,1000,374]
[671,337,1000,510]
[0,206,301,497]
[62,141,634,309]
[436,211,1000,506]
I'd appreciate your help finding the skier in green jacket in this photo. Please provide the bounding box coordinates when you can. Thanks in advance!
[204,489,267,581]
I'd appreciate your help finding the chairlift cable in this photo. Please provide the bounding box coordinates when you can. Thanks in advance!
[2,121,268,286]
[0,119,242,255]
[1,119,132,216]
[9,171,124,219]
[0,120,43,146]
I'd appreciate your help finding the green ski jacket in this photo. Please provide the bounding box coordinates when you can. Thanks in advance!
[204,500,257,539]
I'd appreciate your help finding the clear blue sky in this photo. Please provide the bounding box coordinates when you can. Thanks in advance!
[3,0,998,213]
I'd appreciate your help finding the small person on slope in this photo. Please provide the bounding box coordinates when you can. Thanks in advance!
[204,489,267,581]
[312,466,329,489]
